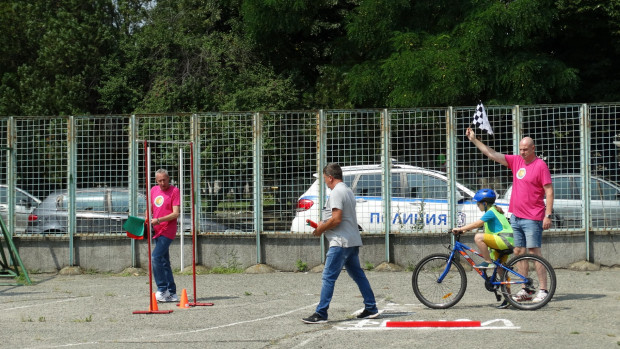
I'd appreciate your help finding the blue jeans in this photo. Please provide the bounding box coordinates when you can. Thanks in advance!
[316,246,377,319]
[152,236,176,294]
[510,215,543,248]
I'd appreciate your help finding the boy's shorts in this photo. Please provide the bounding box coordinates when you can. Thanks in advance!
[483,233,513,262]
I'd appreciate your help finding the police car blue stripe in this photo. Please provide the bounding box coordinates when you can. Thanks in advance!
[299,195,508,206]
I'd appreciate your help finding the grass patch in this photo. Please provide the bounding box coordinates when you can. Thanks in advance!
[209,266,244,274]
[14,273,30,285]
[365,261,375,271]
[73,314,93,323]
[295,259,308,272]
[207,249,244,274]
[405,262,416,272]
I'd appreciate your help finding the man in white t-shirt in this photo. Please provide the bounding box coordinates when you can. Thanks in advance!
[302,163,379,324]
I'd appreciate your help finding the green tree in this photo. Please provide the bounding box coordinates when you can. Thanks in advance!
[343,0,579,107]
[0,1,117,116]
[241,0,357,108]
[99,0,299,114]
[553,0,620,102]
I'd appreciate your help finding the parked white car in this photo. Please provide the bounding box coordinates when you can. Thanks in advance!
[290,164,510,233]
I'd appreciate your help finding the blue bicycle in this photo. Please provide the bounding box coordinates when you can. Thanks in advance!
[412,231,556,310]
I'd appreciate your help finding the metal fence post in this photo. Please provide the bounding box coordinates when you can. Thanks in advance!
[191,114,201,264]
[253,112,263,264]
[128,114,138,267]
[446,107,458,231]
[318,110,327,264]
[67,115,76,266]
[581,104,591,261]
[7,117,16,237]
[381,109,391,262]
[513,105,521,151]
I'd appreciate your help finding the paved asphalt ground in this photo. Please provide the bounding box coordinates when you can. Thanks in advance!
[1,268,619,349]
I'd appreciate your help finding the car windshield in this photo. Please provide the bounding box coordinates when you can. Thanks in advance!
[59,192,106,211]
[516,175,620,201]
[407,173,447,199]
[354,173,382,196]
[110,191,146,213]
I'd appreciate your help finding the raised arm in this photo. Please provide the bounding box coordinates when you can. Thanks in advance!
[466,128,508,167]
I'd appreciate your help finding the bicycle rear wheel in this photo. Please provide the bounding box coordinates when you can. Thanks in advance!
[412,253,467,309]
[500,254,556,310]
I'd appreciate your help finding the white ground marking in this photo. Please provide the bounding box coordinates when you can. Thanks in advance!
[24,302,319,349]
[2,296,92,311]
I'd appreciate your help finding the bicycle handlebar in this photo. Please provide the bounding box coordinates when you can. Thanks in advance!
[447,229,463,242]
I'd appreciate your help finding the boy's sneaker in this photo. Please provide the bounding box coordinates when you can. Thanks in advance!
[356,309,380,319]
[496,300,510,309]
[164,293,179,303]
[532,289,548,303]
[512,288,535,302]
[302,313,327,324]
[155,290,170,302]
[473,261,493,269]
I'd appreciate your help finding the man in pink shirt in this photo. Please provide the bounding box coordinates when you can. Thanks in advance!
[467,128,554,304]
[149,169,181,303]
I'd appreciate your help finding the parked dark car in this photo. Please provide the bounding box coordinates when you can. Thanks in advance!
[503,174,620,228]
[0,185,41,233]
[26,187,229,234]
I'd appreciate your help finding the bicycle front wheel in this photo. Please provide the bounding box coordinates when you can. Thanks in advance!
[412,253,467,309]
[500,254,556,310]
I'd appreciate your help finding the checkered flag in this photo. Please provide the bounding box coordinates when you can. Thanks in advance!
[472,102,494,136]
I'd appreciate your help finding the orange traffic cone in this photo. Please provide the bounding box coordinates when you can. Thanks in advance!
[177,288,190,308]
[150,292,159,311]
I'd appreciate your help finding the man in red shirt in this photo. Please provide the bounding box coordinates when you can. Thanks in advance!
[150,169,180,302]
[467,128,554,304]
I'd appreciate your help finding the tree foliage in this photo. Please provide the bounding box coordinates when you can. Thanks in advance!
[0,0,116,115]
[1,0,619,115]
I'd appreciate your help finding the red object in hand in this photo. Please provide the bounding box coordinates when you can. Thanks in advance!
[306,219,318,228]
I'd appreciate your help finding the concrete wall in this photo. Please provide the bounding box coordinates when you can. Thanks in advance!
[3,232,619,273]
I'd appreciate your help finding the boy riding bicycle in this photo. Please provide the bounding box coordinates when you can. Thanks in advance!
[452,188,514,308]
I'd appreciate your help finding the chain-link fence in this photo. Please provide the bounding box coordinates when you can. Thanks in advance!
[1,103,618,262]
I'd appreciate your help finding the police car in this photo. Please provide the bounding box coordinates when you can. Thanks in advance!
[290,164,510,233]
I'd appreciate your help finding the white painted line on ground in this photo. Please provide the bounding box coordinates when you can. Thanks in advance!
[25,302,319,349]
[2,296,92,311]
[292,331,326,349]
[152,302,319,338]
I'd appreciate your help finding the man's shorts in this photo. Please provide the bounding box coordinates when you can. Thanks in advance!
[510,215,543,248]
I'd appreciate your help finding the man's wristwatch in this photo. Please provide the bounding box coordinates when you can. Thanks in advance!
[545,214,552,219]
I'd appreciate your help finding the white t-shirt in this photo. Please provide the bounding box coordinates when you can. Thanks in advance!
[322,182,363,247]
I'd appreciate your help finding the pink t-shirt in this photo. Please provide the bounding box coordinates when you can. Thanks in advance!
[505,155,552,220]
[150,185,180,239]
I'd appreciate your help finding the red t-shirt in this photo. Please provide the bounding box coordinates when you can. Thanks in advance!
[150,185,180,239]
[505,155,552,220]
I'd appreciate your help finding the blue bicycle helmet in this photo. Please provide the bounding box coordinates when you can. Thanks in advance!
[473,188,496,204]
